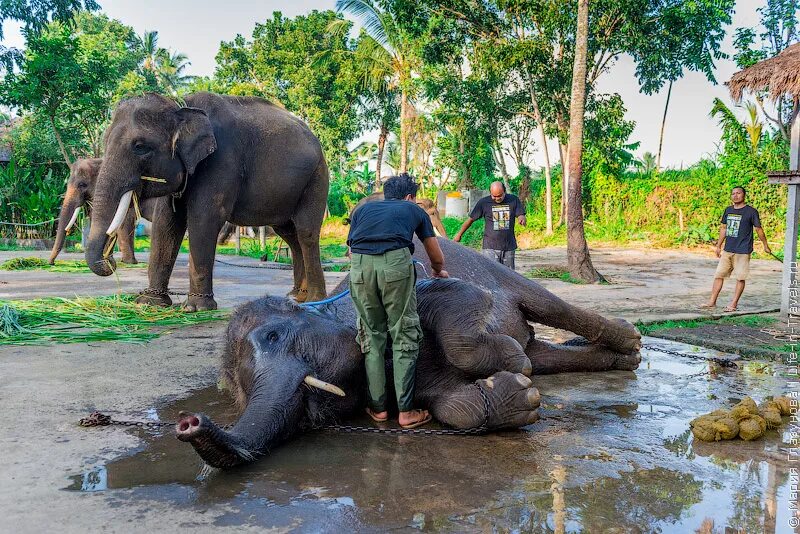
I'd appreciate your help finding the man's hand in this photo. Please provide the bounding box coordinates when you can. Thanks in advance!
[764,244,773,255]
[517,215,526,227]
[453,233,462,243]
[715,244,722,258]
[433,269,449,278]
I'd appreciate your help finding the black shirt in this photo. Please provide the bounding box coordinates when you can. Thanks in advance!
[720,205,761,254]
[469,194,525,251]
[347,199,435,255]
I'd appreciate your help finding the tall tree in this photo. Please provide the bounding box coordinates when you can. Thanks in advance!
[566,0,601,282]
[336,0,416,173]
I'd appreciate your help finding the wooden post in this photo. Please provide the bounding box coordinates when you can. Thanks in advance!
[235,226,241,255]
[781,113,800,317]
[259,226,266,249]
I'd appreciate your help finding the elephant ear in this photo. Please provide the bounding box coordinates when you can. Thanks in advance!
[174,107,217,175]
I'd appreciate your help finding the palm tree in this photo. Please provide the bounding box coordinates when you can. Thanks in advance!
[336,0,414,174]
[137,30,160,74]
[157,49,193,95]
[743,102,763,154]
[566,0,603,282]
[635,151,658,175]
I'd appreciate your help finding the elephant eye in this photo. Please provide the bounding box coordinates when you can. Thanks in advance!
[132,142,153,156]
[267,331,279,343]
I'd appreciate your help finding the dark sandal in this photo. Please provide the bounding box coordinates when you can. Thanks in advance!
[366,408,388,423]
[400,411,432,429]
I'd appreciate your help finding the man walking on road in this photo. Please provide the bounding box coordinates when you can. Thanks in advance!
[701,186,772,312]
[453,181,526,270]
[347,174,449,429]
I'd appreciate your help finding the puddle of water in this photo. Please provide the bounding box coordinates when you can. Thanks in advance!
[65,339,798,532]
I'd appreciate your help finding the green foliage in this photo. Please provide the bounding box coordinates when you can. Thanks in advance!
[442,216,483,248]
[636,314,777,336]
[0,256,145,272]
[0,160,64,224]
[214,11,363,163]
[328,163,374,216]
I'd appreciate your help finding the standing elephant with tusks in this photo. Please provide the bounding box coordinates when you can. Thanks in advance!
[177,238,642,469]
[85,92,329,310]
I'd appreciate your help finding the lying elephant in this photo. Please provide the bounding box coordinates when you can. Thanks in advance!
[49,158,158,265]
[347,192,448,238]
[177,238,641,468]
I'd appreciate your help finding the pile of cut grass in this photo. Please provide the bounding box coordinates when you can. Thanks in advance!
[525,266,585,284]
[1,257,146,273]
[0,295,226,346]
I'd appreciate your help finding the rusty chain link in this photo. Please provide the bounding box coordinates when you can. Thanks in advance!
[642,343,739,368]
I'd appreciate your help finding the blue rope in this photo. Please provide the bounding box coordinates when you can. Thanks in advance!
[299,260,428,308]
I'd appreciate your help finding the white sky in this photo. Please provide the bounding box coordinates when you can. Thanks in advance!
[1,0,767,169]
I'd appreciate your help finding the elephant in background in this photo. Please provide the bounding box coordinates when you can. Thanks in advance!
[176,238,641,469]
[347,192,448,238]
[84,92,329,310]
[49,158,157,265]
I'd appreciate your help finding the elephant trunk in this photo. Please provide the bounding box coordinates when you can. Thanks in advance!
[85,174,138,276]
[49,190,83,265]
[432,213,448,239]
[177,360,308,469]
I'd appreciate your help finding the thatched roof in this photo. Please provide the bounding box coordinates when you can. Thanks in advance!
[729,43,800,102]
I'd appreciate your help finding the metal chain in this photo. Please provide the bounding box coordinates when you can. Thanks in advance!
[137,287,213,299]
[642,343,738,368]
[78,384,493,437]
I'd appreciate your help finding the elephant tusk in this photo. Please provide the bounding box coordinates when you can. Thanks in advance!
[303,376,345,397]
[65,206,81,232]
[106,190,133,236]
[433,226,441,237]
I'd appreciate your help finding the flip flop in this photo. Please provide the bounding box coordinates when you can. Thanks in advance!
[400,411,432,429]
[699,303,716,309]
[366,408,388,423]
[724,306,738,313]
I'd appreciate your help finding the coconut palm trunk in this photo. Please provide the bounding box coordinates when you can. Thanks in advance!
[656,80,672,172]
[566,0,602,283]
[376,125,387,188]
[400,90,409,173]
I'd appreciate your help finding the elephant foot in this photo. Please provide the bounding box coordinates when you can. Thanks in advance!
[120,256,138,264]
[596,318,642,354]
[479,371,541,429]
[290,288,309,303]
[304,289,327,304]
[135,290,172,307]
[184,294,217,312]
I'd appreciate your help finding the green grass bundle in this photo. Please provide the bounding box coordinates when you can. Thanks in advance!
[0,295,226,346]
[1,257,146,273]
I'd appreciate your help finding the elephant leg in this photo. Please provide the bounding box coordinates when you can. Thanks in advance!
[118,208,138,264]
[525,337,641,374]
[272,221,306,300]
[419,371,540,430]
[184,208,224,312]
[136,198,185,308]
[437,332,532,377]
[293,161,328,303]
[514,278,641,354]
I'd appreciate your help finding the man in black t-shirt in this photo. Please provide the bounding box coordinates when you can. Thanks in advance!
[347,174,449,429]
[701,186,772,312]
[453,181,526,270]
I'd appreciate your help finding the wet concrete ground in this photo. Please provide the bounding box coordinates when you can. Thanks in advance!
[59,340,796,533]
[0,246,794,532]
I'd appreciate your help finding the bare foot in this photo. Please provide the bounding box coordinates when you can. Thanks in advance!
[399,409,432,429]
[724,305,738,312]
[699,303,716,309]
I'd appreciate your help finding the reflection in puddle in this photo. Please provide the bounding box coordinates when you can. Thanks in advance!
[65,339,797,531]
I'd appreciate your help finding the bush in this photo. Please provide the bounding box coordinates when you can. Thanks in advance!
[0,160,65,225]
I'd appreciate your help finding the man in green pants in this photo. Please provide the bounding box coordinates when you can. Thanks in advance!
[347,174,449,428]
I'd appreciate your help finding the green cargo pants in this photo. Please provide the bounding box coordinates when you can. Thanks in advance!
[349,248,422,412]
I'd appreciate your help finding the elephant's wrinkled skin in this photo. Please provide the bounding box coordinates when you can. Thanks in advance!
[49,158,157,265]
[348,192,448,238]
[85,92,329,310]
[177,239,641,469]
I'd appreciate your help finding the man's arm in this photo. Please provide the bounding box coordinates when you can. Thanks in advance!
[422,237,449,278]
[755,227,772,255]
[453,217,476,243]
[715,224,726,258]
[517,215,526,227]
[514,197,526,227]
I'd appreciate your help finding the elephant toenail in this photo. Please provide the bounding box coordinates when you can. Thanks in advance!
[526,389,541,406]
[515,374,532,387]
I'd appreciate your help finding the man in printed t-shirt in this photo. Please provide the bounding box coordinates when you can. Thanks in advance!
[701,186,772,312]
[453,181,526,270]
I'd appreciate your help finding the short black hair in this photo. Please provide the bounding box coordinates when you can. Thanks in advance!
[383,173,419,200]
[732,186,746,196]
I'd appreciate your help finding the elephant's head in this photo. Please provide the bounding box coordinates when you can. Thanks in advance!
[48,158,103,264]
[85,93,217,276]
[176,296,364,468]
[415,198,448,238]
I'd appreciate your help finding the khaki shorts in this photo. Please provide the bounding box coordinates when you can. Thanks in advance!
[714,251,750,281]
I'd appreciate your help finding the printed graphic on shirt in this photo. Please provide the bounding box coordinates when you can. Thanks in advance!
[492,204,511,231]
[726,214,742,238]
